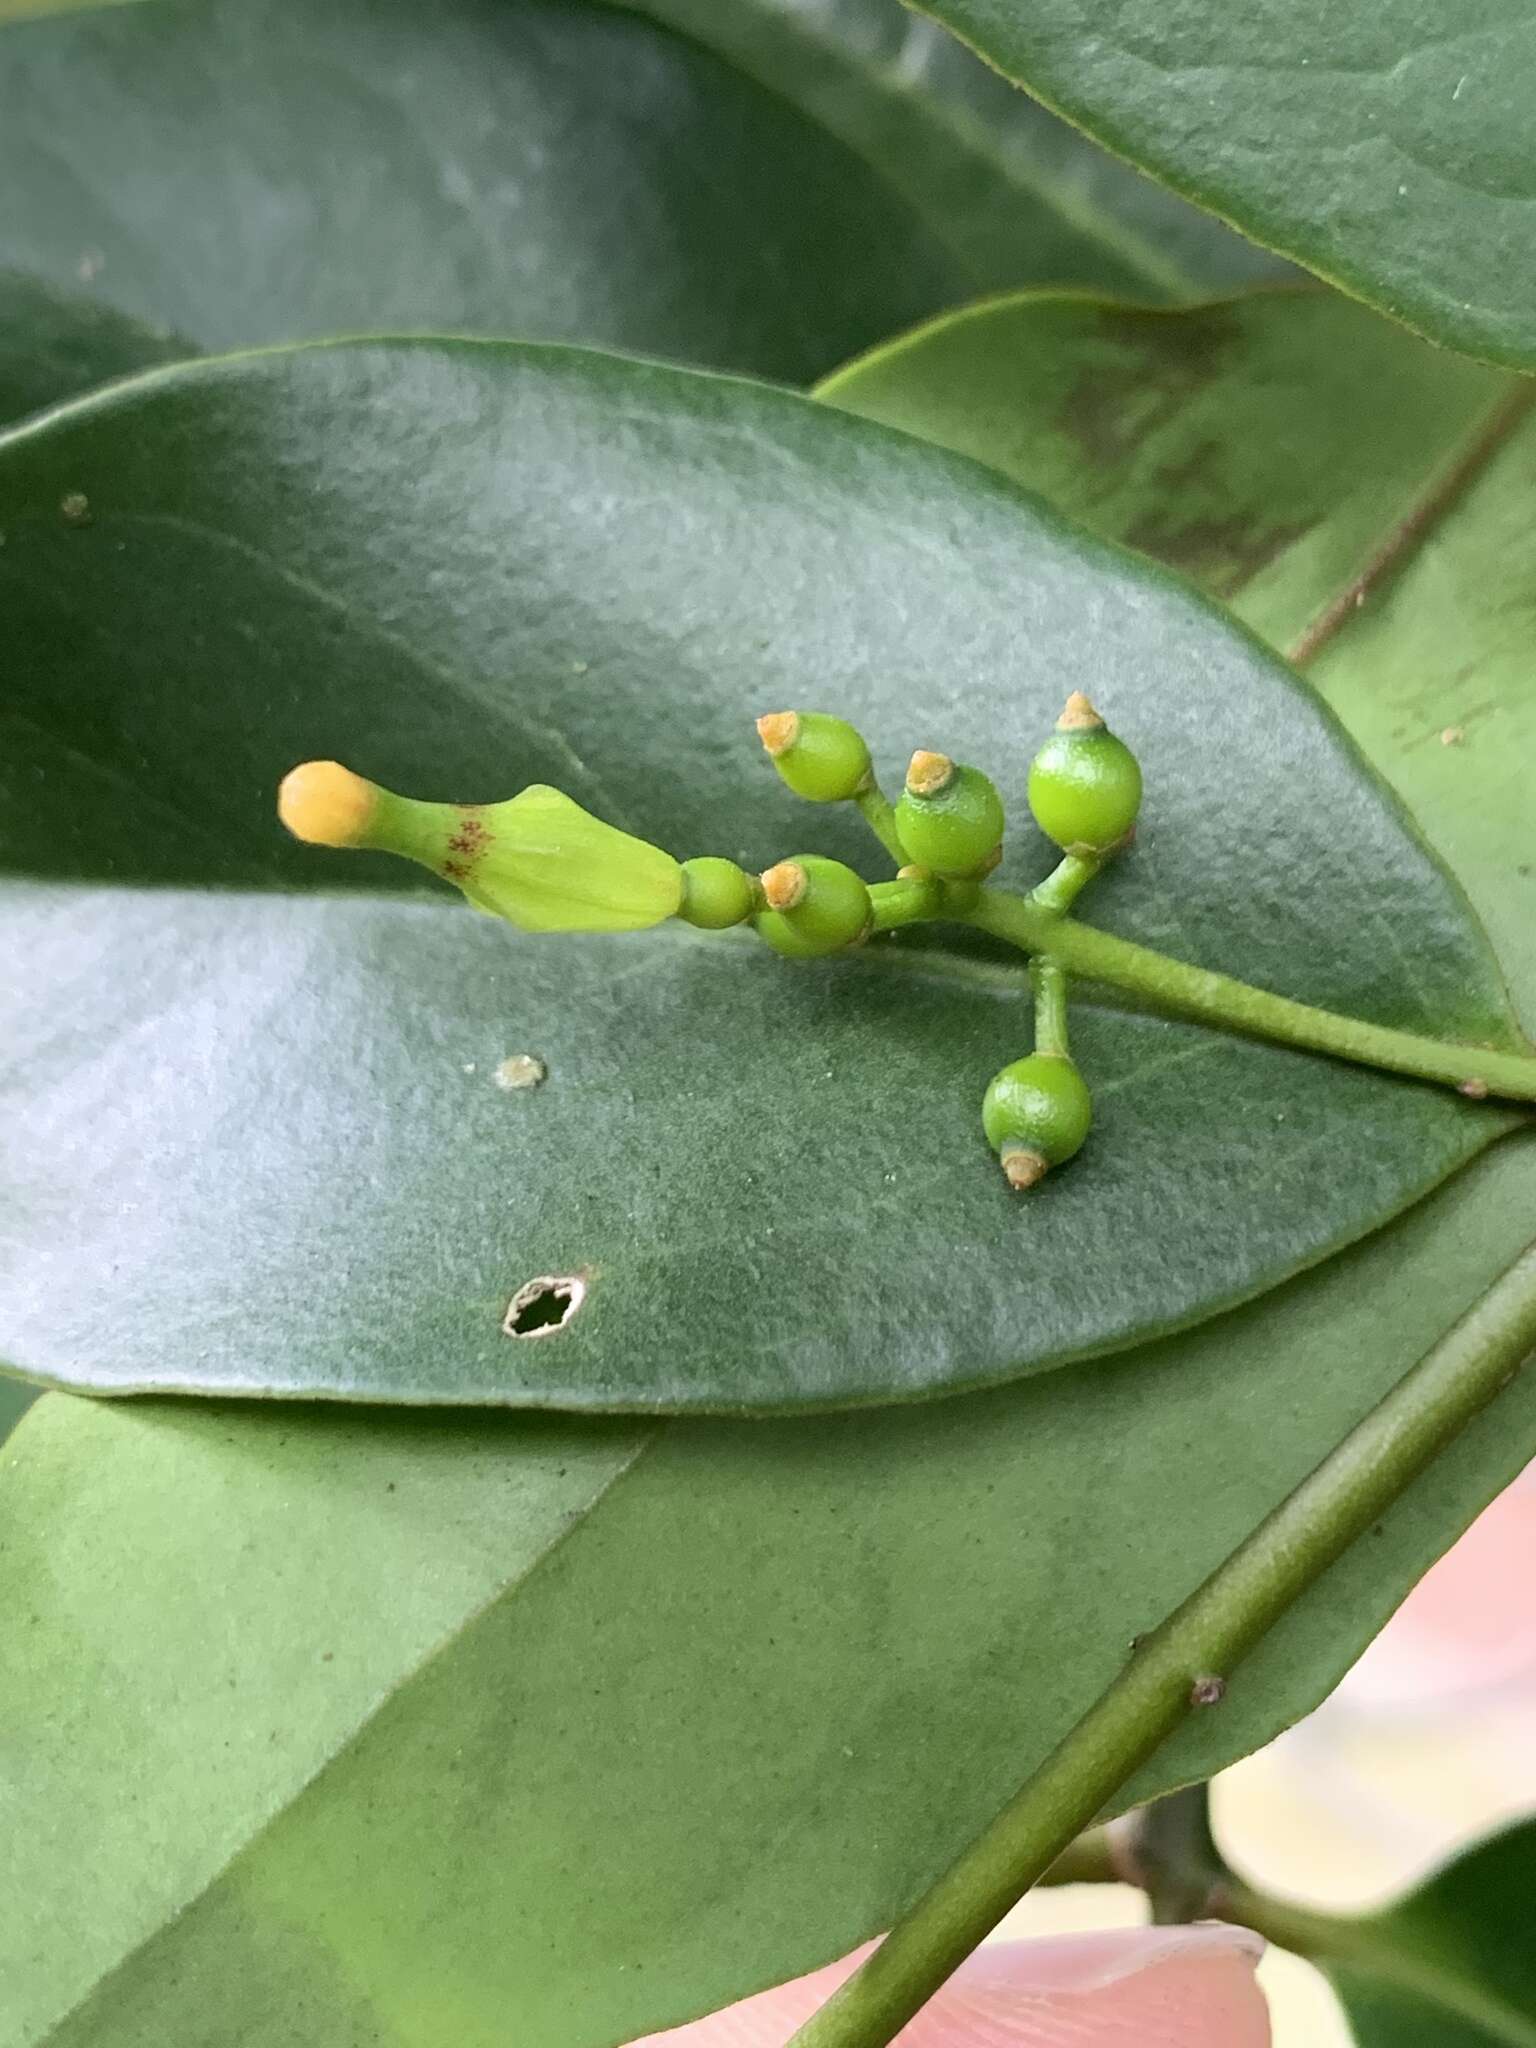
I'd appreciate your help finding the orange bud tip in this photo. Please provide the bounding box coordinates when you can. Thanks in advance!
[1458,1076,1490,1100]
[895,863,931,882]
[905,749,954,798]
[1057,691,1105,732]
[760,859,808,911]
[1000,1145,1049,1191]
[756,711,800,758]
[278,760,377,847]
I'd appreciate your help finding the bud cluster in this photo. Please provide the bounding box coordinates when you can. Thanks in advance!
[278,691,1144,1192]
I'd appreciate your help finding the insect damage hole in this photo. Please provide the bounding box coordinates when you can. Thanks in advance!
[503,1274,586,1339]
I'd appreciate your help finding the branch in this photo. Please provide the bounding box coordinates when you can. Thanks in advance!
[961,887,1536,1103]
[787,1242,1536,2048]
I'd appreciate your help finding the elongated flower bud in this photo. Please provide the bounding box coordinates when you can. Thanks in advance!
[1027,694,1143,854]
[982,1052,1092,1190]
[756,710,872,802]
[894,752,1005,878]
[278,761,683,932]
[753,854,871,958]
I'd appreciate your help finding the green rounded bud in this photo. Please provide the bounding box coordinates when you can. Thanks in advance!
[756,710,872,803]
[753,855,871,958]
[894,751,1005,878]
[981,1052,1092,1189]
[1027,693,1142,854]
[677,857,758,929]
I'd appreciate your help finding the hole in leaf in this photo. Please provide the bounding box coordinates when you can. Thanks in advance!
[503,1274,586,1339]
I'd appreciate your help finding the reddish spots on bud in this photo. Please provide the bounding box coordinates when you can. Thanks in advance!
[447,812,492,857]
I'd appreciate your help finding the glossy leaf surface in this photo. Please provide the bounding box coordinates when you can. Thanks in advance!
[0,339,1518,1412]
[0,0,972,386]
[8,1149,1536,2048]
[821,287,1536,1021]
[913,0,1536,369]
[0,271,183,426]
[1327,1819,1536,2045]
[620,0,1291,301]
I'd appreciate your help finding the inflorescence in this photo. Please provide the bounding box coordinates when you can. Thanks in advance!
[276,697,1141,1190]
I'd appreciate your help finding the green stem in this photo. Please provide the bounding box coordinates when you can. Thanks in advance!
[1126,1785,1222,1925]
[787,1244,1536,2048]
[1219,1885,1536,2046]
[961,887,1536,1103]
[854,784,907,867]
[1033,959,1070,1058]
[1040,1843,1536,2044]
[1029,851,1103,915]
[1038,1828,1121,1888]
[868,874,941,932]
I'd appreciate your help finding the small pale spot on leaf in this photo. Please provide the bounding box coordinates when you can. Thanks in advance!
[495,1053,547,1091]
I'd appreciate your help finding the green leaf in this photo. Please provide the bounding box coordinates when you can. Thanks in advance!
[617,0,1292,300]
[1324,1820,1536,2046]
[0,1377,34,1443]
[0,0,978,389]
[0,271,184,428]
[8,1144,1536,2048]
[909,0,1536,370]
[819,271,1536,1859]
[1,339,1519,1412]
[819,286,1536,1023]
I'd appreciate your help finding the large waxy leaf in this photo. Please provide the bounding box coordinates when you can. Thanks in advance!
[0,1378,33,1443]
[1316,1819,1536,2045]
[8,1133,1536,2048]
[0,0,978,388]
[0,271,183,427]
[911,0,1536,371]
[820,286,1536,1022]
[1,338,1521,1413]
[619,0,1291,300]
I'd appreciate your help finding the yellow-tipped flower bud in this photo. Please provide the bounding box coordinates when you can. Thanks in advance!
[753,854,871,958]
[894,753,1005,878]
[277,762,683,932]
[756,710,872,803]
[277,761,379,848]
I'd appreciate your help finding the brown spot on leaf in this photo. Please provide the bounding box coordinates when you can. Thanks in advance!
[1122,508,1313,598]
[1058,306,1245,470]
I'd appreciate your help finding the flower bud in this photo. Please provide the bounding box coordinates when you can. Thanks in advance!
[894,752,1005,878]
[753,855,872,958]
[1027,693,1142,855]
[756,711,872,803]
[277,761,683,932]
[981,1052,1092,1189]
[678,856,758,929]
